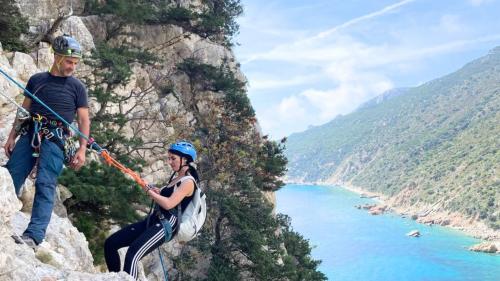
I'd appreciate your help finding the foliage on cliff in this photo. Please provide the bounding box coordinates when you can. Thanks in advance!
[83,0,242,44]
[175,58,324,280]
[58,1,324,279]
[0,0,29,52]
[285,47,500,229]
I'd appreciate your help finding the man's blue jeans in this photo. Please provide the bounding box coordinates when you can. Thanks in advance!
[6,133,64,244]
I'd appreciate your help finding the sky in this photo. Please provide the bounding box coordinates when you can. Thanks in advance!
[233,0,500,139]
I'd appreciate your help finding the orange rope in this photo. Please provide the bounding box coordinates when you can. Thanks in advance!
[100,150,147,188]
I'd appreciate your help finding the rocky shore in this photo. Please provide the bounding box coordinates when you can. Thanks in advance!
[286,180,500,254]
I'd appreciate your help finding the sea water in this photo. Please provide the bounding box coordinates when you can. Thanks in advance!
[276,184,500,281]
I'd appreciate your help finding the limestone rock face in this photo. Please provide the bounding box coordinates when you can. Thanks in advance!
[0,46,11,67]
[60,16,96,55]
[0,168,22,229]
[12,52,38,82]
[0,60,24,165]
[0,167,136,281]
[11,211,95,272]
[16,0,85,25]
[0,1,265,279]
[80,15,109,43]
[263,191,277,215]
[35,43,55,71]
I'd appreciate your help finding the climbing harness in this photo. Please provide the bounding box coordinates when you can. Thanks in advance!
[16,113,73,159]
[0,67,149,188]
[158,215,172,281]
[146,192,174,281]
[145,172,178,281]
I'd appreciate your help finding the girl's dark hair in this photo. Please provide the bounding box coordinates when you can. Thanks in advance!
[169,149,194,162]
[187,163,200,183]
[169,150,200,183]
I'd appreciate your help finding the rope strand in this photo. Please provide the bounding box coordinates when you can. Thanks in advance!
[0,66,149,188]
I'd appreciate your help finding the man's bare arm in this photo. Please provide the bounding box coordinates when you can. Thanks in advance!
[70,107,90,170]
[3,97,31,157]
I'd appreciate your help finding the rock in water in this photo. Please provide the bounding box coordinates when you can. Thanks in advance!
[469,242,499,254]
[406,230,421,237]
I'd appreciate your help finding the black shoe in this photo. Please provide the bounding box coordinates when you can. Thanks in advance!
[12,234,38,250]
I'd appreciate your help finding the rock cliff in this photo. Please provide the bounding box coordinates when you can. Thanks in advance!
[0,1,295,280]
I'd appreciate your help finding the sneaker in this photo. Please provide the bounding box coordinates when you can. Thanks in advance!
[11,234,38,250]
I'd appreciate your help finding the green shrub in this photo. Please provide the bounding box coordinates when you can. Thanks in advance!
[0,0,29,52]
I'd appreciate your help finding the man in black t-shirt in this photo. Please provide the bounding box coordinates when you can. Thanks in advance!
[3,35,90,248]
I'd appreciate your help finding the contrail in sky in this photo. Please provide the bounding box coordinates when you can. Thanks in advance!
[243,0,417,64]
[309,0,417,41]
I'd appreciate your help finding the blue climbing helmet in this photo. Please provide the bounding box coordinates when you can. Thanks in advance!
[169,141,197,162]
[52,35,82,58]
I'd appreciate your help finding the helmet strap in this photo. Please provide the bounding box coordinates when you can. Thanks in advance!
[176,158,190,173]
[53,56,65,76]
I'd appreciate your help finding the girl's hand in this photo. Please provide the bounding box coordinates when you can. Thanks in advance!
[144,184,160,195]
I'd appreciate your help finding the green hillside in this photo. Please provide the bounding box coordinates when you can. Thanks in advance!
[285,47,500,229]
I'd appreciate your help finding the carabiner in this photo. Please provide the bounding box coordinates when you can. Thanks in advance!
[32,114,42,123]
[56,127,63,139]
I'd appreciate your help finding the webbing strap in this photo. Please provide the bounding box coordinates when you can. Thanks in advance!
[100,150,147,187]
[158,219,173,281]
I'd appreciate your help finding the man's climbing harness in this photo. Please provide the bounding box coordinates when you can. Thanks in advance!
[23,114,67,157]
[0,67,149,188]
[14,113,76,178]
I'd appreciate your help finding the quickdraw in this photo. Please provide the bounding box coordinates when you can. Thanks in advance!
[64,137,78,164]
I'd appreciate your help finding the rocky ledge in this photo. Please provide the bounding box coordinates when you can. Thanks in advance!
[0,167,135,280]
[469,242,500,254]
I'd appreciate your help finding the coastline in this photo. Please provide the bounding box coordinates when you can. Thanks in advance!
[284,180,500,247]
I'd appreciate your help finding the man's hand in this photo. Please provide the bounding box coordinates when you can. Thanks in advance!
[3,137,16,158]
[70,147,86,170]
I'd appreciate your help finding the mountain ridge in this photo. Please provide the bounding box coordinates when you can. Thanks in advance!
[285,46,500,233]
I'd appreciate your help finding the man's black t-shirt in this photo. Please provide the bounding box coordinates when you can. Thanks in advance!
[24,72,88,123]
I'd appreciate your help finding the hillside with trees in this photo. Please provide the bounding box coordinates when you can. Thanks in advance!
[286,47,500,230]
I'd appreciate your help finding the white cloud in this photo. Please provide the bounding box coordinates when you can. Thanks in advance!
[259,69,393,138]
[277,96,306,117]
[257,96,309,138]
[248,74,320,90]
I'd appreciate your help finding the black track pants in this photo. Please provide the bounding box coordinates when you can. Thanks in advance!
[104,215,177,279]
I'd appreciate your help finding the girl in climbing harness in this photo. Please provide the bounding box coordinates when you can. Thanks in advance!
[104,141,200,279]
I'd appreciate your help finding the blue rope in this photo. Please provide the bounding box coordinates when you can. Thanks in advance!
[158,249,169,281]
[0,67,104,153]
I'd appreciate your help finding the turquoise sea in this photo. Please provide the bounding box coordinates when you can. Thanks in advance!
[276,184,500,281]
